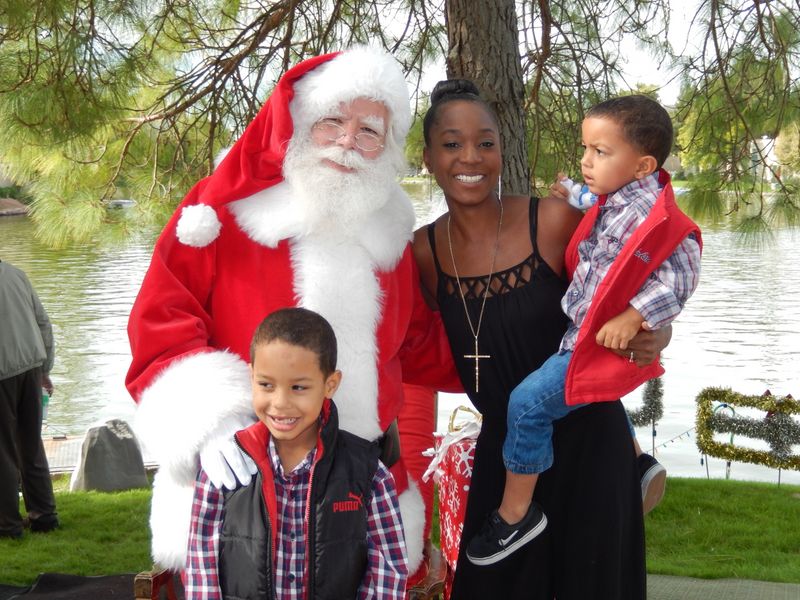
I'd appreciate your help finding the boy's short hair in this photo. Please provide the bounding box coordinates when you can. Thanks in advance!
[586,95,673,169]
[250,307,337,376]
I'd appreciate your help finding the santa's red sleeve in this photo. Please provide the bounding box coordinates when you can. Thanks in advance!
[129,197,256,463]
[396,254,463,552]
[398,254,463,393]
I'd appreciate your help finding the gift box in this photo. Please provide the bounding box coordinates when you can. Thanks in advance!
[423,406,482,572]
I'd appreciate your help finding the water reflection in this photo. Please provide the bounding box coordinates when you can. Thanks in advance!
[1,182,798,484]
[0,216,157,433]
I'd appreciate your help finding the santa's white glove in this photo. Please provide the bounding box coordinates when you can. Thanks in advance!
[561,177,598,210]
[200,432,258,490]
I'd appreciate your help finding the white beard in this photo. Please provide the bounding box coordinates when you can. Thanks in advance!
[282,134,399,235]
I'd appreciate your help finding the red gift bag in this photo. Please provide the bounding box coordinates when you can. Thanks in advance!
[424,406,482,572]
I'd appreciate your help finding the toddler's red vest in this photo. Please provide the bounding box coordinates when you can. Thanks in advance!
[564,170,702,405]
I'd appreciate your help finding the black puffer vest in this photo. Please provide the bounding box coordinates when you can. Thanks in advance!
[219,400,379,599]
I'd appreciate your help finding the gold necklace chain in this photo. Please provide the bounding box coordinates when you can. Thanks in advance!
[446,197,504,393]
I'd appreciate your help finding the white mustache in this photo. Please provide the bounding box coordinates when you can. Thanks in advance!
[315,145,369,171]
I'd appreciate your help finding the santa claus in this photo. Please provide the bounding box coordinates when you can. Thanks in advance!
[126,47,459,581]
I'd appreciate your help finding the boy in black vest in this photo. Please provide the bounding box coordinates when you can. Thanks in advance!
[185,307,408,599]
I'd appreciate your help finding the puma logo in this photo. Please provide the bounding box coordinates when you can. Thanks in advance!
[333,492,363,513]
[634,249,651,263]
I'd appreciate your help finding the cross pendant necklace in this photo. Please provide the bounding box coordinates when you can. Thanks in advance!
[464,337,490,393]
[446,196,503,394]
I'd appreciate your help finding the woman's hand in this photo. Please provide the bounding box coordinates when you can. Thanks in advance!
[608,324,672,367]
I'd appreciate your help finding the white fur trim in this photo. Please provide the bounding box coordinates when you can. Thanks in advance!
[229,181,413,271]
[291,233,382,440]
[290,46,411,148]
[214,147,231,170]
[230,181,414,443]
[229,182,305,248]
[398,480,426,575]
[149,470,195,570]
[357,184,415,270]
[176,204,222,248]
[133,350,255,483]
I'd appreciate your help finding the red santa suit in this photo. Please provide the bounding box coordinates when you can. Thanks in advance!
[126,48,459,576]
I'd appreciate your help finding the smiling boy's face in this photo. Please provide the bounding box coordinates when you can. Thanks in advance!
[250,339,341,453]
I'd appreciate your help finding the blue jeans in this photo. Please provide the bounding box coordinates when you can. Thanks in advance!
[503,351,587,474]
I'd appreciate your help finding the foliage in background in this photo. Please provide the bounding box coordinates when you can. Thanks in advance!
[1,1,799,244]
[673,5,800,228]
[0,184,29,202]
[518,1,674,188]
[0,0,445,245]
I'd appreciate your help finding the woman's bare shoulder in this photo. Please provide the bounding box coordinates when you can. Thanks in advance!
[537,195,583,242]
[534,195,583,274]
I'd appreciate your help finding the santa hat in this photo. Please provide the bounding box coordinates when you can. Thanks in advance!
[175,46,411,248]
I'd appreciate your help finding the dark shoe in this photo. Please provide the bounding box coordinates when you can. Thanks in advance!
[466,503,547,566]
[638,453,666,515]
[29,514,59,533]
[0,528,23,540]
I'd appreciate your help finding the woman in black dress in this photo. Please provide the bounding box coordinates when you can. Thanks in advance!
[412,80,667,599]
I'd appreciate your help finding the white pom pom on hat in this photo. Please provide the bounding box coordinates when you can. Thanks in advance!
[176,204,222,248]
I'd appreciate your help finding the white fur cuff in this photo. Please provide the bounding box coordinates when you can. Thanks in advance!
[398,480,426,575]
[134,350,255,482]
[149,470,196,570]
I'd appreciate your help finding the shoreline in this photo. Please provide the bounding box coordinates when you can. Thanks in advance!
[0,197,28,216]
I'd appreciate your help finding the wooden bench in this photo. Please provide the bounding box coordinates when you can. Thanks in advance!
[134,568,180,600]
[134,540,446,599]
[407,539,447,599]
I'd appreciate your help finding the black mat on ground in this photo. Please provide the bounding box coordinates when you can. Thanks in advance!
[1,573,133,599]
[0,584,29,600]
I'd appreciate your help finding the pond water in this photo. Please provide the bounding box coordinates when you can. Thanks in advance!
[1,182,798,484]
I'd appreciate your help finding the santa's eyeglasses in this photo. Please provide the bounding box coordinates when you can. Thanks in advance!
[312,119,385,152]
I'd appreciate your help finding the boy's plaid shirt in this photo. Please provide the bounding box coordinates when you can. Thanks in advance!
[185,438,408,599]
[561,173,701,352]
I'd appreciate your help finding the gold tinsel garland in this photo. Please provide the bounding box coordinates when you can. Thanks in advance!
[695,387,800,470]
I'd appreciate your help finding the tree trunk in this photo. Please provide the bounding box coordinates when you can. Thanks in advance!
[445,0,528,195]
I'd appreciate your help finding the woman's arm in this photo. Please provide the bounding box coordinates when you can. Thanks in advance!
[536,191,584,277]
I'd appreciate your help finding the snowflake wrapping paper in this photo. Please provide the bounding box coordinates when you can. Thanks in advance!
[423,409,481,569]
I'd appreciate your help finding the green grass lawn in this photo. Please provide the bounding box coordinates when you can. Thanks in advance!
[1,476,798,587]
[0,476,152,586]
[645,478,800,583]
